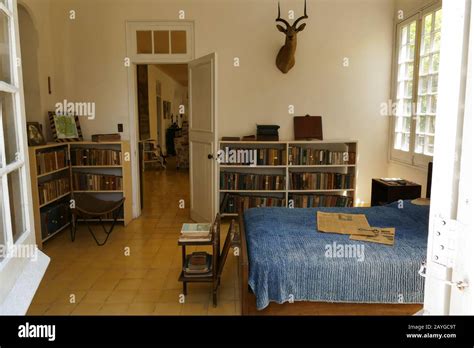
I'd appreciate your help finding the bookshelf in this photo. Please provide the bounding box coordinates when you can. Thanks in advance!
[218,140,358,216]
[29,141,133,249]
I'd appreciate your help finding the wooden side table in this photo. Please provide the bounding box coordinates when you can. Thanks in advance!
[178,238,215,298]
[177,217,236,307]
[371,179,422,206]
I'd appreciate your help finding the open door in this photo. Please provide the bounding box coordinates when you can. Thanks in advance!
[423,0,472,315]
[188,53,217,222]
[0,0,50,314]
[448,0,473,315]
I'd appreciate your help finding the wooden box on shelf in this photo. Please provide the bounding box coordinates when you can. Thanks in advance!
[29,141,133,249]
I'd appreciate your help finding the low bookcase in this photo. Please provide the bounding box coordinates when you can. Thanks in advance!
[29,141,132,249]
[218,140,358,216]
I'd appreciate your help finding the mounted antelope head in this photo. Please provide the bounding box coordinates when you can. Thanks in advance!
[275,0,308,74]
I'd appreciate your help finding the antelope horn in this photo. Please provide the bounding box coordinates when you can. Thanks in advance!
[292,0,308,28]
[276,2,290,28]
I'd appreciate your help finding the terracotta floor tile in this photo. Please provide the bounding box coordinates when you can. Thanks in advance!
[81,290,113,304]
[44,303,77,315]
[105,290,137,304]
[90,277,121,291]
[29,160,241,316]
[115,278,144,291]
[158,289,183,303]
[71,302,102,316]
[133,290,162,303]
[99,303,129,315]
[26,304,50,315]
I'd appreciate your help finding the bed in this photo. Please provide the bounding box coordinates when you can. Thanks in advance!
[238,200,430,315]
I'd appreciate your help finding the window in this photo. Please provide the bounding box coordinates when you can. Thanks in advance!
[0,0,30,263]
[391,5,442,167]
[127,22,194,64]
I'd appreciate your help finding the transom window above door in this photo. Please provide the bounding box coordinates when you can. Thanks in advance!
[128,22,194,63]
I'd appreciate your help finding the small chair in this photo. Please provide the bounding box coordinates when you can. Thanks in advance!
[70,193,125,246]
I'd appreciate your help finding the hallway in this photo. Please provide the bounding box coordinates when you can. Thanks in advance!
[27,161,239,315]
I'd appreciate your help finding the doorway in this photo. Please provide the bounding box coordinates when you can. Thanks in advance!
[135,63,190,214]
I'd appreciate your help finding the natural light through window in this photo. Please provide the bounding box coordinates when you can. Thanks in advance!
[415,9,441,156]
[392,6,442,163]
[394,20,416,152]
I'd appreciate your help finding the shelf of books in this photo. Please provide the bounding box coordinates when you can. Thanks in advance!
[29,141,132,249]
[218,140,357,215]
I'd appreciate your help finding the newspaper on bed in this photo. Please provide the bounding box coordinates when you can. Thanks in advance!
[316,212,375,236]
[350,227,396,245]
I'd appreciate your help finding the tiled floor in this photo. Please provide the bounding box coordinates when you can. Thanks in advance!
[28,158,240,316]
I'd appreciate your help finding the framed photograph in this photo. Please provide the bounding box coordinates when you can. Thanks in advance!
[26,122,46,146]
[48,111,83,142]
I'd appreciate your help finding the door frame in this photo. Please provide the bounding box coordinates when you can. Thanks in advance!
[126,21,196,218]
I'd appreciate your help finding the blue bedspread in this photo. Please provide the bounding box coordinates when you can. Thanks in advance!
[244,201,429,310]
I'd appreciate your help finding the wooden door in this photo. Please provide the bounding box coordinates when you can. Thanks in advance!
[188,53,217,222]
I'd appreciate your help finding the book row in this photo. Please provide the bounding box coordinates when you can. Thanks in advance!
[220,193,286,213]
[38,177,70,205]
[289,172,354,190]
[288,147,356,166]
[36,149,68,175]
[219,148,287,166]
[73,173,123,191]
[70,148,122,166]
[219,193,353,212]
[40,201,70,239]
[289,194,353,208]
[220,173,286,191]
[255,148,286,165]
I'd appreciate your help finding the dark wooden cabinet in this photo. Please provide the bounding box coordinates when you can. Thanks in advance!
[371,179,421,206]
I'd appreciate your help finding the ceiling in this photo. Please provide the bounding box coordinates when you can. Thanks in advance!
[155,64,188,86]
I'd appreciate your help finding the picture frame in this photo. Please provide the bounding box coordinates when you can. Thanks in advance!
[48,111,83,142]
[26,122,46,146]
[294,115,323,140]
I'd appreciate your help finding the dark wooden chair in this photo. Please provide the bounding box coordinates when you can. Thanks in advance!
[70,193,125,246]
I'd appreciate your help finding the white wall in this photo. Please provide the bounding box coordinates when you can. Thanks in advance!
[18,5,41,124]
[147,65,188,151]
[21,0,396,204]
[19,0,71,140]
